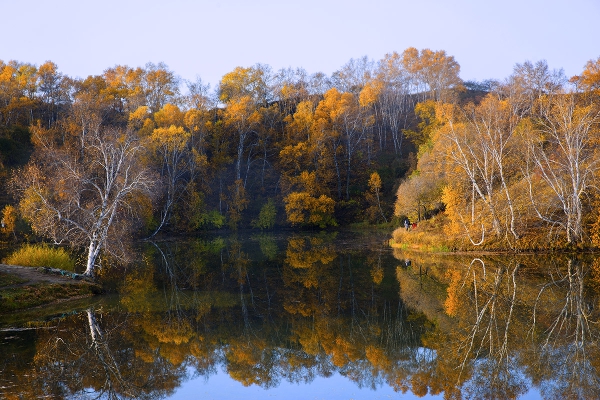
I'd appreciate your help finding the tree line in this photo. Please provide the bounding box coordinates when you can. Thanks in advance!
[0,48,464,275]
[394,57,600,249]
[1,50,599,275]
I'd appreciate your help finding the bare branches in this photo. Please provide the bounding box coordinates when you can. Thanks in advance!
[524,93,600,243]
[14,127,155,276]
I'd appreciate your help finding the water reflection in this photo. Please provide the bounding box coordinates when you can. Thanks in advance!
[1,306,184,399]
[395,251,600,399]
[2,234,600,399]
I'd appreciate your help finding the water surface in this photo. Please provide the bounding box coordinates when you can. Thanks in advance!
[1,231,598,399]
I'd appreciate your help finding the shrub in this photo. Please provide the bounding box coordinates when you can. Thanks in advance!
[252,198,277,230]
[3,244,76,271]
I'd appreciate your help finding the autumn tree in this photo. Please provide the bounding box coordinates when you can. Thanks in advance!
[436,98,523,242]
[101,62,181,114]
[69,75,113,146]
[499,60,566,122]
[523,92,600,244]
[458,95,522,240]
[271,67,311,116]
[219,64,272,106]
[358,48,462,156]
[401,47,462,103]
[0,204,17,238]
[284,171,336,228]
[14,126,154,276]
[146,123,190,235]
[573,56,600,98]
[223,96,261,184]
[365,171,387,223]
[368,51,414,153]
[402,100,442,153]
[312,87,368,200]
[142,62,181,113]
[0,60,39,127]
[102,64,146,113]
[395,171,441,223]
[37,61,70,127]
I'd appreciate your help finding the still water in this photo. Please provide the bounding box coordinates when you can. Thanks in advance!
[1,231,599,399]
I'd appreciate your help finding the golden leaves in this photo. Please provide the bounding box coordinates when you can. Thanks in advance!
[1,205,17,236]
[284,191,336,228]
[359,79,383,107]
[579,56,600,91]
[149,125,190,152]
[128,105,150,129]
[440,185,464,237]
[368,171,382,193]
[154,103,184,128]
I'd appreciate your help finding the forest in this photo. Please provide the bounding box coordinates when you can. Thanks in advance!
[1,48,599,274]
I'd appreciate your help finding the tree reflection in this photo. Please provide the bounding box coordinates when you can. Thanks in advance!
[5,236,600,399]
[395,251,600,399]
[528,258,600,399]
[452,258,528,399]
[3,306,184,399]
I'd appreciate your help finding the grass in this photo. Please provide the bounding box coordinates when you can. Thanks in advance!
[429,245,451,253]
[0,271,27,287]
[391,215,456,253]
[390,211,587,253]
[3,244,76,271]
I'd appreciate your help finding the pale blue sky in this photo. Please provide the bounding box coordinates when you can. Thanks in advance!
[1,0,598,89]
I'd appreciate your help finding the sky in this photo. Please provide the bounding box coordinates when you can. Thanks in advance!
[1,0,598,91]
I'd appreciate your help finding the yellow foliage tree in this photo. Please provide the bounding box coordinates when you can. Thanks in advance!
[128,105,150,130]
[154,103,184,128]
[1,204,17,238]
[283,171,336,228]
[441,185,465,238]
[365,171,387,223]
[284,192,336,228]
[577,56,600,92]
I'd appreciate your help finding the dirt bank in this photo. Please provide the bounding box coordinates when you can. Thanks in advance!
[0,264,101,313]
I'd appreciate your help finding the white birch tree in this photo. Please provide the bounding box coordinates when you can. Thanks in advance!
[15,127,154,276]
[524,93,600,244]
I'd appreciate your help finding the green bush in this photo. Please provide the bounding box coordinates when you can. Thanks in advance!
[3,244,76,271]
[252,198,277,230]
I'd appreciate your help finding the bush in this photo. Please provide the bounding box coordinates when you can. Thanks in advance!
[252,198,277,230]
[3,244,76,271]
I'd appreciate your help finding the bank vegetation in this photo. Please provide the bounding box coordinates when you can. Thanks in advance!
[0,50,599,275]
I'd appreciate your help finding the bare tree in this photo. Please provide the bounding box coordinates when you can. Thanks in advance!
[524,93,600,244]
[14,127,155,276]
[442,103,505,238]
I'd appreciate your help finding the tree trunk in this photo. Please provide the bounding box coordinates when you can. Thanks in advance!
[84,238,100,276]
[236,132,246,182]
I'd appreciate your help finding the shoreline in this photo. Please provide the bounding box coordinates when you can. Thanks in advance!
[0,264,102,313]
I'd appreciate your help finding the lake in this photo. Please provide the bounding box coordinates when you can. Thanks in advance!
[1,231,599,399]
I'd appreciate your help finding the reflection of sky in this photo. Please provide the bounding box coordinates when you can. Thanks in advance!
[171,368,444,399]
[171,366,545,399]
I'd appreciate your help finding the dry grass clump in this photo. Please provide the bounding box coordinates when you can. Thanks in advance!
[3,244,75,271]
[391,214,456,252]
